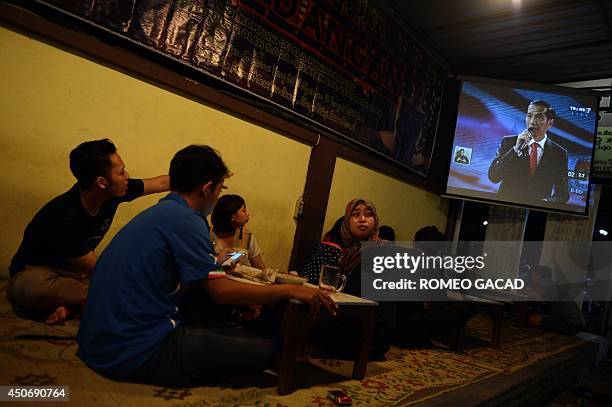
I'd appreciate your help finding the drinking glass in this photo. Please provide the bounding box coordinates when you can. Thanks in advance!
[319,265,346,292]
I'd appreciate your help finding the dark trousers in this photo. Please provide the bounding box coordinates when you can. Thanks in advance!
[125,323,276,387]
[308,302,394,360]
[121,288,276,387]
[395,302,478,347]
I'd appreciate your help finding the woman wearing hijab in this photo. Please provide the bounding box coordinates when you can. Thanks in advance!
[301,198,382,294]
[301,198,391,359]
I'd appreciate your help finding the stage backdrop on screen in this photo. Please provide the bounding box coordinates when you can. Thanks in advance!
[445,78,599,215]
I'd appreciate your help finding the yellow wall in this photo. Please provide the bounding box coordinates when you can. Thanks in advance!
[0,26,448,278]
[325,158,448,241]
[0,27,311,276]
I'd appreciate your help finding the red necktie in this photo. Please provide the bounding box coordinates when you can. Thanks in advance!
[529,143,538,176]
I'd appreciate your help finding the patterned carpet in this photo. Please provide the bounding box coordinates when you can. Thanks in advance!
[0,281,584,406]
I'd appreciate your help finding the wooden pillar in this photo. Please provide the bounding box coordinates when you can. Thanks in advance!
[289,136,337,271]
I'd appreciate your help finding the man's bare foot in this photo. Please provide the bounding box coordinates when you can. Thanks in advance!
[45,306,69,325]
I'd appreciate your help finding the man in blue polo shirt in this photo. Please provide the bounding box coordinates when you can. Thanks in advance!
[77,145,336,386]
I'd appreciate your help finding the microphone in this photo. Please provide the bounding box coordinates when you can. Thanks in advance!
[517,127,534,152]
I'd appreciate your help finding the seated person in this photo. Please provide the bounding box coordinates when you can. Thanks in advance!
[526,302,584,335]
[394,226,477,348]
[301,199,391,359]
[301,216,344,286]
[211,194,265,270]
[301,199,383,294]
[302,220,395,287]
[523,265,584,335]
[7,139,169,324]
[378,225,396,242]
[77,145,336,387]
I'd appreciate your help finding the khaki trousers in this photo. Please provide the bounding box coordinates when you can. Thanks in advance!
[7,265,89,318]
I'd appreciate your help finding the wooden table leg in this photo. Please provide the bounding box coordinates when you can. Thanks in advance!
[489,306,503,349]
[352,306,377,380]
[278,300,301,395]
[453,322,467,352]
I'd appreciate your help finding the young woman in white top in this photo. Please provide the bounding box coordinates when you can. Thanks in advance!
[210,194,265,270]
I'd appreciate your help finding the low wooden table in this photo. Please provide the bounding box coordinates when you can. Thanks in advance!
[228,276,378,395]
[447,291,505,350]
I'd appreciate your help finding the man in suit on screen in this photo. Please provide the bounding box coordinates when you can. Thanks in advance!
[488,100,569,205]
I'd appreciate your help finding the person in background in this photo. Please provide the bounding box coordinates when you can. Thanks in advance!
[378,225,396,242]
[77,145,336,387]
[210,194,265,270]
[7,139,169,325]
[394,225,477,348]
[522,265,584,335]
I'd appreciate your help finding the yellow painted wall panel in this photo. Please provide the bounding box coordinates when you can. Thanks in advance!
[325,158,448,242]
[0,27,310,276]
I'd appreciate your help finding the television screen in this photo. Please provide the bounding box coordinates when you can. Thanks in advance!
[445,79,599,215]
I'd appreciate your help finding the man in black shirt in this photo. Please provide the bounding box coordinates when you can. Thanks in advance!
[8,139,169,324]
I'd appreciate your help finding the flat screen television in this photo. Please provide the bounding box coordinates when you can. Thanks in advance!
[445,77,600,215]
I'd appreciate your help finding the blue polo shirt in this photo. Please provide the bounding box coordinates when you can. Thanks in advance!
[77,193,225,376]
